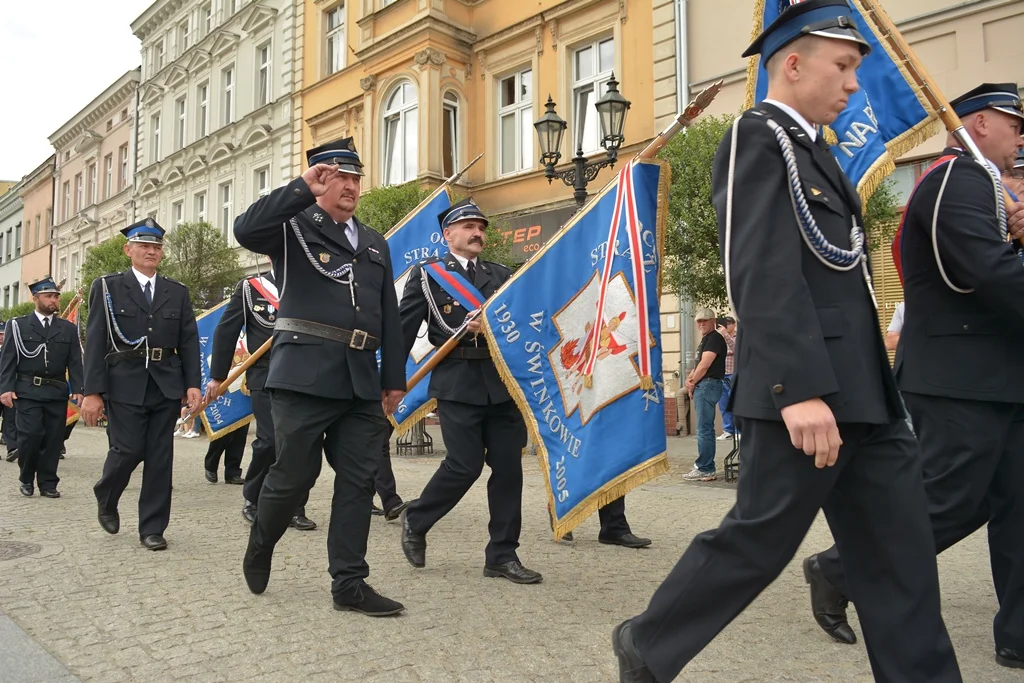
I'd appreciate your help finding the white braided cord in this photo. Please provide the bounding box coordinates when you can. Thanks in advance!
[420,268,459,336]
[10,319,47,368]
[242,280,275,329]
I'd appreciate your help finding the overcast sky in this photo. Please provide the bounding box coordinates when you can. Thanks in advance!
[0,0,155,180]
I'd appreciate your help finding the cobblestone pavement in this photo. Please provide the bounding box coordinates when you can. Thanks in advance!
[0,425,1014,682]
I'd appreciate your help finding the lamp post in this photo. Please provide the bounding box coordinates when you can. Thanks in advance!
[534,74,631,208]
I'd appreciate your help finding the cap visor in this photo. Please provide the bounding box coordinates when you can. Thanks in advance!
[808,27,871,54]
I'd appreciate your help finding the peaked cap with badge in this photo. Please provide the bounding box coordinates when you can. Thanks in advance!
[121,218,166,244]
[438,199,489,231]
[305,136,364,176]
[949,83,1024,123]
[743,0,871,60]
[28,276,60,296]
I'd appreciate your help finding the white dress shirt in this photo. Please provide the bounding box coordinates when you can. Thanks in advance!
[34,311,54,328]
[763,99,817,141]
[132,267,157,293]
[451,253,478,272]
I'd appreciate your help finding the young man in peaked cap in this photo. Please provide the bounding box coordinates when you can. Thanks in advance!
[611,2,961,681]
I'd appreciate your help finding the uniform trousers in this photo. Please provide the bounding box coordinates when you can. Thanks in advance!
[204,422,248,478]
[375,424,401,512]
[630,417,961,683]
[405,398,526,565]
[16,398,67,490]
[251,389,388,595]
[94,377,180,538]
[818,393,1024,650]
[2,403,18,453]
[598,497,632,538]
[242,387,307,515]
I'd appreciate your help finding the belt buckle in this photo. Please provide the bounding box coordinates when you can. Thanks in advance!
[32,377,41,387]
[349,329,368,351]
[151,348,163,362]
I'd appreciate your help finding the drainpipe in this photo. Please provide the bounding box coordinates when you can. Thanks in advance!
[674,0,695,384]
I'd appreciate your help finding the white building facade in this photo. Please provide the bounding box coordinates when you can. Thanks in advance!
[0,181,26,309]
[49,70,141,291]
[131,0,296,272]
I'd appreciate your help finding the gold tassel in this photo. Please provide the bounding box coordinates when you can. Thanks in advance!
[823,125,839,147]
[856,118,942,205]
[388,398,438,435]
[201,414,254,441]
[583,374,594,389]
[639,375,654,390]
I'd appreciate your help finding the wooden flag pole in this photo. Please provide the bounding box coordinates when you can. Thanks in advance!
[181,337,272,423]
[859,0,1014,208]
[402,82,726,396]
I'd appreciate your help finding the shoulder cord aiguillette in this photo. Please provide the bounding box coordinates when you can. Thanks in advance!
[102,277,150,367]
[10,319,47,368]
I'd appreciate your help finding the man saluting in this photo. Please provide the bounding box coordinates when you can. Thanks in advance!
[234,137,407,617]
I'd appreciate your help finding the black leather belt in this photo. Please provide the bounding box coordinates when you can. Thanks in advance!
[105,347,174,363]
[18,374,66,388]
[450,347,491,360]
[275,318,379,351]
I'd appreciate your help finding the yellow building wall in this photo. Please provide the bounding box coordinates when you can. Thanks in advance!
[298,0,662,222]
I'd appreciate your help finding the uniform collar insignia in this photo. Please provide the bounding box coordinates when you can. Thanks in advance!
[810,187,822,196]
[312,211,324,223]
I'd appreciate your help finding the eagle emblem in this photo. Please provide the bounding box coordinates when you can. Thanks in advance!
[443,304,452,315]
[319,252,331,263]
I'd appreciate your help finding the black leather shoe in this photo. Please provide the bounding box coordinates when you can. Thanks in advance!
[400,508,426,568]
[6,449,18,462]
[289,515,317,531]
[205,470,217,483]
[384,500,409,522]
[612,620,656,683]
[18,483,33,497]
[225,475,244,485]
[39,489,60,499]
[599,533,652,549]
[97,505,119,534]
[371,504,385,516]
[996,648,1024,668]
[333,583,405,617]
[483,560,543,584]
[243,537,273,594]
[140,534,167,551]
[803,555,856,645]
[242,502,257,524]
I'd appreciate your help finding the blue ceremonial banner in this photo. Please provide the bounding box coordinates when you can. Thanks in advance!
[481,160,669,538]
[196,300,253,440]
[385,186,453,434]
[746,0,940,200]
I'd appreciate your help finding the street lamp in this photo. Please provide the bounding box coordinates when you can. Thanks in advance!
[534,74,631,208]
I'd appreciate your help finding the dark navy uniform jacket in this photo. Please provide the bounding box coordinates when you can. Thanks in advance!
[0,314,83,401]
[210,274,277,392]
[83,270,201,405]
[398,252,511,406]
[712,103,901,424]
[233,177,405,400]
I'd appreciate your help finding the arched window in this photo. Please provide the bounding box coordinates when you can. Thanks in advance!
[382,81,418,185]
[442,91,459,177]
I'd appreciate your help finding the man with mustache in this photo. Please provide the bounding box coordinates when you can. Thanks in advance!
[398,199,542,585]
[803,83,1024,669]
[82,220,203,551]
[611,2,960,680]
[234,137,407,616]
[0,276,83,498]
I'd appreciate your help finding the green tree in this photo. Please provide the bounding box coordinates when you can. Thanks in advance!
[356,181,516,268]
[662,113,902,308]
[80,235,131,296]
[162,222,244,310]
[0,302,34,322]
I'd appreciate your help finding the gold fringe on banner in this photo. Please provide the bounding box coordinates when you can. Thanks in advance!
[480,159,672,540]
[823,125,839,147]
[855,117,942,204]
[201,413,254,442]
[743,0,767,110]
[583,374,594,389]
[66,405,80,427]
[388,397,437,435]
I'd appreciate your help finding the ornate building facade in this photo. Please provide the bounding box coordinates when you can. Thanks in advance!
[0,180,26,309]
[49,69,141,291]
[19,157,55,291]
[131,0,296,272]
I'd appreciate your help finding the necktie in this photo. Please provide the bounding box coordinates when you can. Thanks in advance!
[144,281,153,307]
[467,260,476,282]
[43,317,49,332]
[346,222,358,251]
